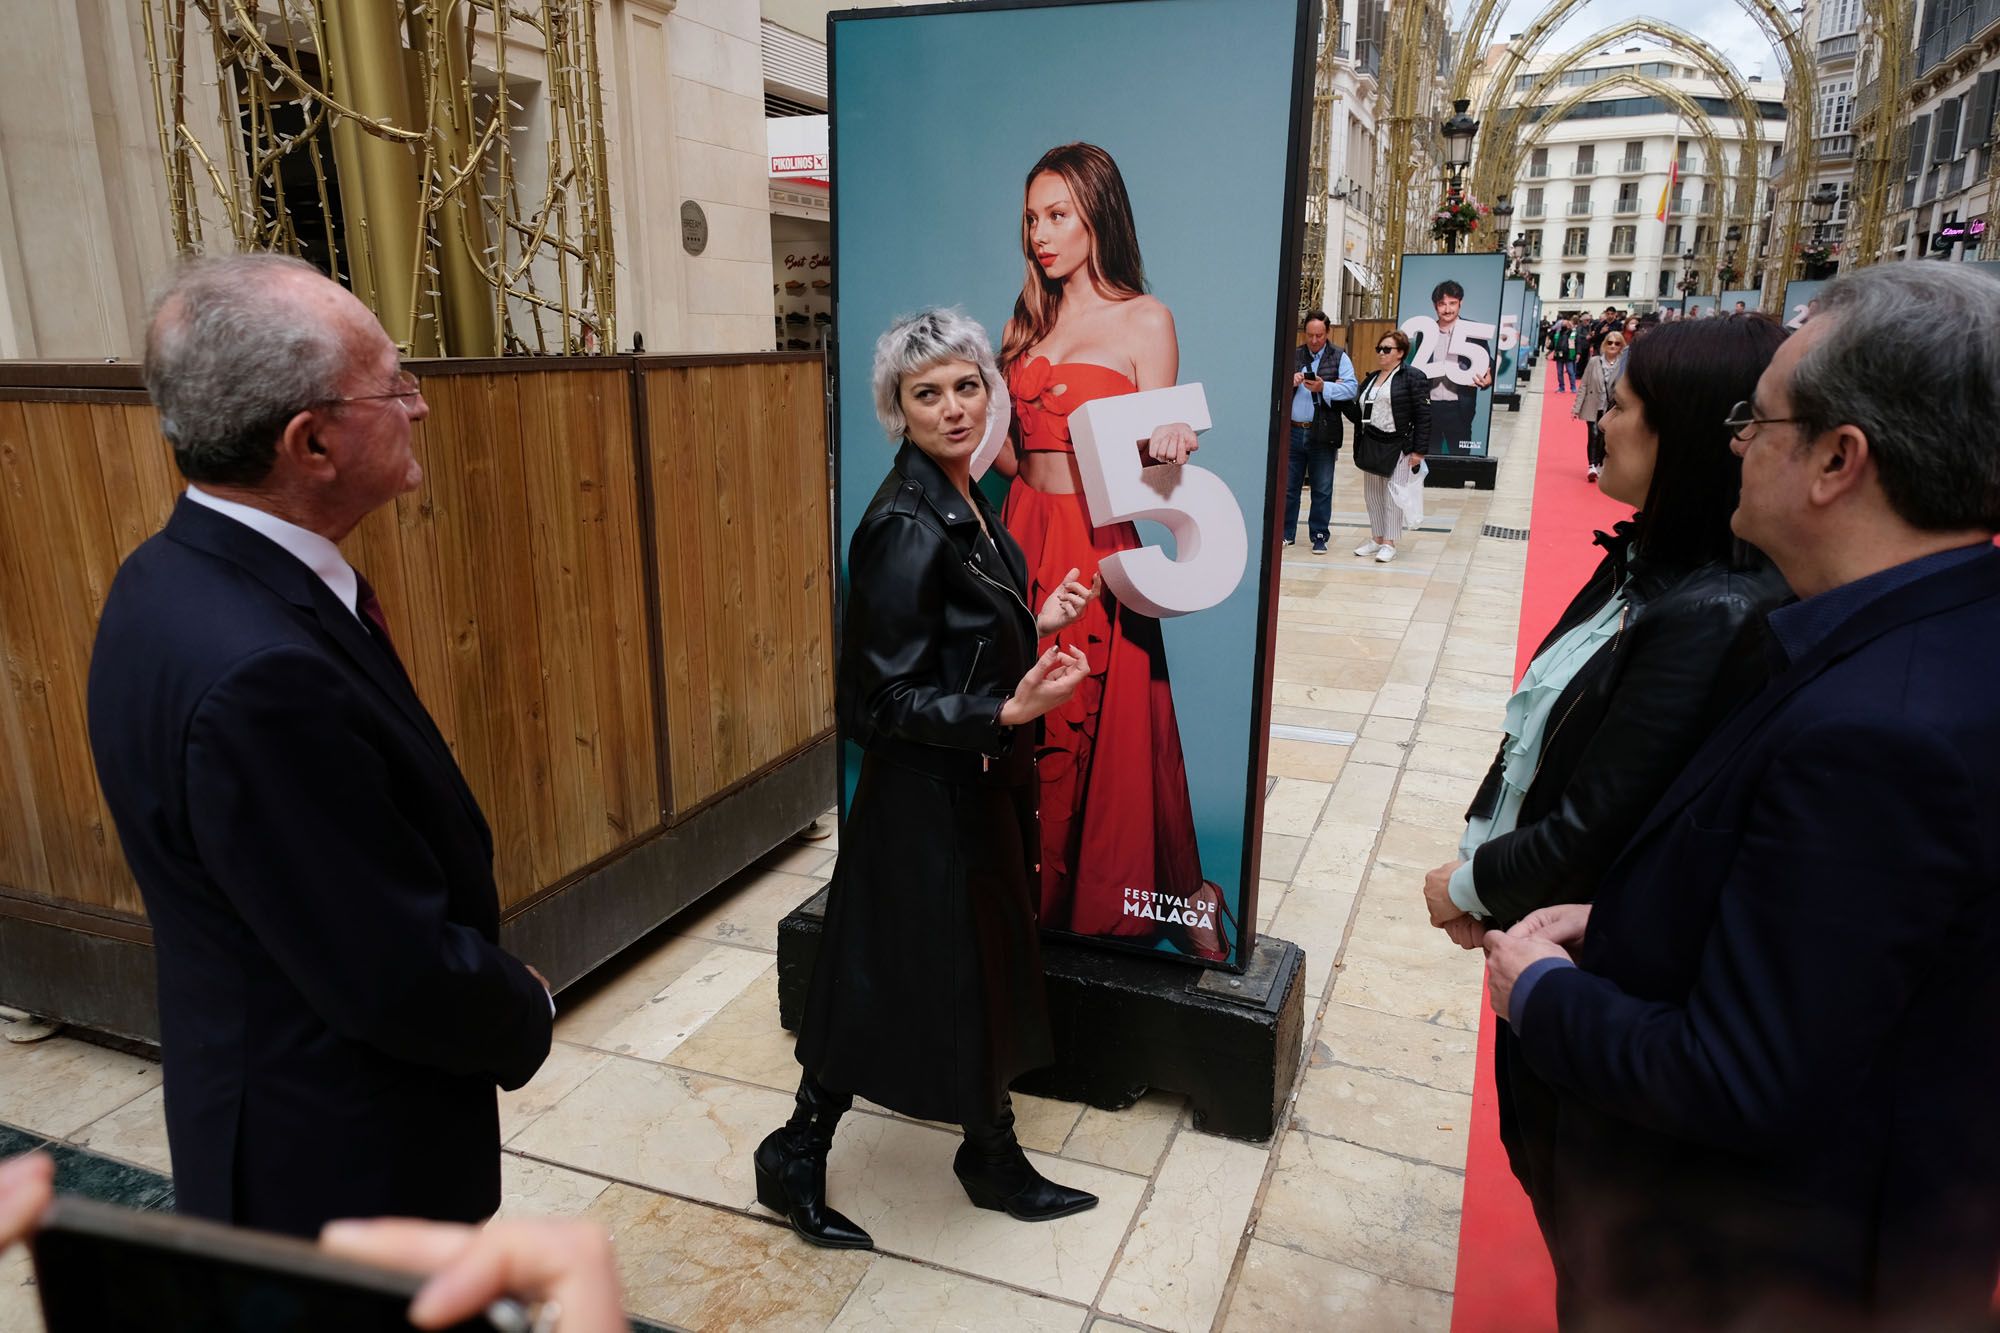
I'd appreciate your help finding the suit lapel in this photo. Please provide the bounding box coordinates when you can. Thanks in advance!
[1623,550,2000,849]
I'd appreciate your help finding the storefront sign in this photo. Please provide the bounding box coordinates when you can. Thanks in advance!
[680,201,707,256]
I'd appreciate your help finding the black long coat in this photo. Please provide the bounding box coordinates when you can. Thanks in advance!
[86,499,552,1238]
[795,442,1053,1124]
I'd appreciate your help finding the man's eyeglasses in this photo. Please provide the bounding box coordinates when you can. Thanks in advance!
[1723,399,1808,441]
[328,369,423,406]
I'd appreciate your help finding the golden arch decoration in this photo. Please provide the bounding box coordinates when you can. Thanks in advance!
[1472,20,1770,261]
[1451,0,1818,310]
[1509,74,1739,298]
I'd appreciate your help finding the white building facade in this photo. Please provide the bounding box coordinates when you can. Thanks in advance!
[1874,0,1999,263]
[1476,44,1787,312]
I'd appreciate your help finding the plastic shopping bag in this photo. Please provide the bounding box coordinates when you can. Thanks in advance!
[1387,457,1427,530]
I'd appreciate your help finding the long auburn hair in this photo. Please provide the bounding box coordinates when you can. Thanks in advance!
[999,143,1148,373]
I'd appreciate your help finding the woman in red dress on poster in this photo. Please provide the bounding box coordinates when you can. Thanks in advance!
[993,142,1227,962]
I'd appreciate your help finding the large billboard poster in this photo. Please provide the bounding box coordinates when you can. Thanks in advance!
[1682,294,1719,318]
[1718,288,1760,315]
[1778,279,1829,329]
[829,0,1311,970]
[1494,277,1527,396]
[1396,253,1506,458]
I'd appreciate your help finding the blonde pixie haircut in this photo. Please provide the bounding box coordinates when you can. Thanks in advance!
[871,307,1004,441]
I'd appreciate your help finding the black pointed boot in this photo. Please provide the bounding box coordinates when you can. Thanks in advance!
[754,1072,873,1249]
[954,1094,1098,1222]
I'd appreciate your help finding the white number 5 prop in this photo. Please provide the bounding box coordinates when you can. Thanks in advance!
[1068,384,1247,618]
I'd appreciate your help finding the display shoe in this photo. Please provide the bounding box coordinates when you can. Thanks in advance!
[753,1074,873,1249]
[957,1098,1098,1222]
[1375,544,1398,563]
[1353,539,1382,557]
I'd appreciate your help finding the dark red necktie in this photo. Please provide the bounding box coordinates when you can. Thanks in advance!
[353,573,401,665]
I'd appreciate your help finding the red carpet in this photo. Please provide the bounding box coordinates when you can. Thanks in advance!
[1450,382,1630,1332]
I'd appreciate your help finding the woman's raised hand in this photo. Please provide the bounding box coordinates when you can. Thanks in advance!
[1145,421,1199,465]
[1035,567,1102,636]
[321,1215,627,1332]
[999,645,1090,726]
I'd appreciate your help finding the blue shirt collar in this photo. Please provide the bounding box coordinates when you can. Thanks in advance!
[1766,542,1992,663]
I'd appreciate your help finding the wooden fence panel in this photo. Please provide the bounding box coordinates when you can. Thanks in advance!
[646,361,834,816]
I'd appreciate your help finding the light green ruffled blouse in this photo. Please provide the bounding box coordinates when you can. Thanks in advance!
[1449,592,1626,917]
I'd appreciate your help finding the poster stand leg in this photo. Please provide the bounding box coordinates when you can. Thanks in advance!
[1423,455,1499,489]
[776,890,1308,1142]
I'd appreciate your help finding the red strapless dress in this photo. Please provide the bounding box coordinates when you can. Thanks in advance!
[1003,357,1225,961]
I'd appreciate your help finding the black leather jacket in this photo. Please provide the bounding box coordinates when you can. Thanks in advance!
[836,442,1040,787]
[1463,523,1791,928]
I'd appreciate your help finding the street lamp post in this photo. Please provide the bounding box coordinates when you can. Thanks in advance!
[1806,184,1838,277]
[1491,197,1515,258]
[1439,97,1479,255]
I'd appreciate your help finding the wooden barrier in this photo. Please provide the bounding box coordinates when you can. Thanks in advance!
[0,354,835,1037]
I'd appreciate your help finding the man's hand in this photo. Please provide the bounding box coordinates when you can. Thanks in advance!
[322,1216,626,1332]
[1482,930,1572,1022]
[1423,859,1466,927]
[1511,903,1591,950]
[1442,916,1486,950]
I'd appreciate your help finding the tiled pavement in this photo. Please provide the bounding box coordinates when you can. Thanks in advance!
[0,386,1547,1331]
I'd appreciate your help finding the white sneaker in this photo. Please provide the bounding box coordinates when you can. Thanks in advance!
[1353,539,1382,557]
[1375,545,1398,563]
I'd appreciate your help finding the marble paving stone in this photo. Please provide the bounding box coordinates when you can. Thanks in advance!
[1086,1322,1150,1332]
[39,1139,173,1211]
[1010,1093,1087,1154]
[588,1183,872,1332]
[0,1247,40,1333]
[592,941,772,1063]
[676,867,823,952]
[1219,1239,1452,1332]
[1322,761,1399,828]
[1266,704,1366,733]
[1273,654,1390,691]
[1269,888,1358,999]
[511,1056,794,1209]
[0,1036,161,1140]
[757,841,837,878]
[1333,943,1485,1032]
[1263,738,1349,782]
[1261,777,1332,837]
[73,1086,171,1174]
[1291,1065,1475,1170]
[1260,831,1307,882]
[554,930,730,1049]
[1404,740,1495,781]
[1292,820,1380,889]
[1314,1002,1481,1095]
[502,1041,613,1143]
[664,965,801,1094]
[1100,1131,1271,1333]
[1256,1127,1463,1291]
[1421,701,1512,731]
[826,1256,1087,1332]
[819,1112,1146,1304]
[1360,714,1417,744]
[1060,1090,1184,1176]
[1372,682,1431,719]
[1272,683,1380,714]
[1375,818,1466,871]
[1348,737,1407,767]
[1256,883,1286,932]
[498,1154,612,1219]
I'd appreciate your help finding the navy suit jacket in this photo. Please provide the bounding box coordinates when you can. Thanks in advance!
[87,498,552,1238]
[1517,548,2000,1326]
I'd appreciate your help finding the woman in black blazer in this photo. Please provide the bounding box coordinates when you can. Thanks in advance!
[1339,329,1430,563]
[756,308,1101,1252]
[1417,315,1793,1244]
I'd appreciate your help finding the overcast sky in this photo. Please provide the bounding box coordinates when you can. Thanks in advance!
[1487,0,1786,86]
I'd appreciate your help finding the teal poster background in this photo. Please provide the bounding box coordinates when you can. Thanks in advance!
[1718,288,1760,314]
[1778,279,1829,329]
[830,0,1307,968]
[1494,277,1526,395]
[1396,253,1506,457]
[1682,294,1719,318]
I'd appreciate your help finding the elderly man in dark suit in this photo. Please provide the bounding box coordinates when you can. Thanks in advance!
[87,255,553,1239]
[1483,262,2000,1329]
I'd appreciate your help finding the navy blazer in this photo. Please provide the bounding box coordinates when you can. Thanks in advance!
[87,498,552,1238]
[1516,548,2000,1325]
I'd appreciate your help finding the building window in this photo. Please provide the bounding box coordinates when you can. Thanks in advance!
[1818,78,1854,136]
[1560,271,1587,299]
[1606,271,1633,297]
[1522,228,1543,258]
[1610,225,1637,255]
[1664,223,1682,252]
[1819,0,1859,36]
[1563,227,1590,257]
[1658,269,1675,297]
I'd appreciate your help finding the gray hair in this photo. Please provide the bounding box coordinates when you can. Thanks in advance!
[1790,263,2000,531]
[871,307,1002,441]
[143,254,350,486]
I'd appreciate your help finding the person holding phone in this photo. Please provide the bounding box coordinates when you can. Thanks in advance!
[1283,310,1358,552]
[1341,329,1431,563]
[762,309,1100,1251]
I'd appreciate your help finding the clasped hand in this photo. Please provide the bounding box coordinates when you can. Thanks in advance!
[1146,421,1198,466]
[1480,903,1591,1022]
[1036,566,1103,636]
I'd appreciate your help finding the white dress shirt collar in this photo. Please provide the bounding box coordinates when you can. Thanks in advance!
[184,486,361,620]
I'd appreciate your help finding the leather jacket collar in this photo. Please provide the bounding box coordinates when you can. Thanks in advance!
[895,440,983,531]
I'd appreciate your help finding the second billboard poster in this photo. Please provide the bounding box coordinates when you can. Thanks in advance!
[829,0,1311,971]
[1396,253,1507,458]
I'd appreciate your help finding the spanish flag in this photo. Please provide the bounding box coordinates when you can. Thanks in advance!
[1656,159,1678,222]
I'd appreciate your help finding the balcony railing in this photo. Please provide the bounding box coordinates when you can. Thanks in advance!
[1337,20,1352,59]
[1571,160,1599,176]
[1608,242,1637,256]
[1817,134,1854,161]
[1527,162,1550,178]
[1567,201,1594,216]
[1522,204,1546,218]
[1562,245,1590,258]
[1949,157,1968,192]
[1614,199,1640,214]
[1916,0,2000,75]
[1817,32,1859,58]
